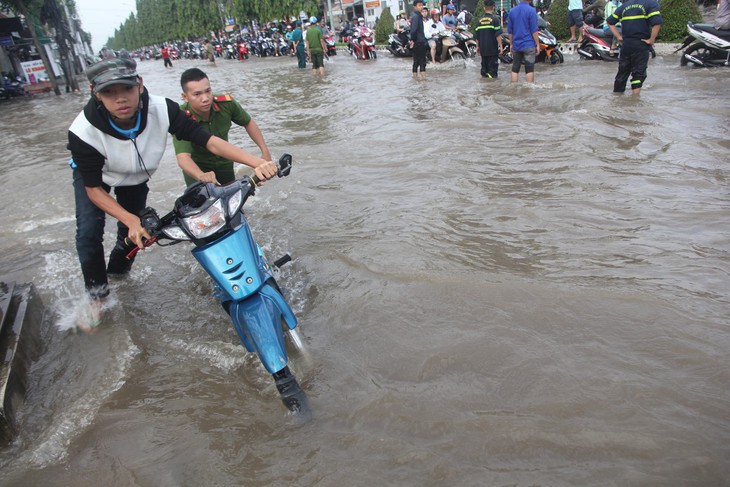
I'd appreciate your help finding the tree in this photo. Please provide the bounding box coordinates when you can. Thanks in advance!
[658,0,703,41]
[375,7,394,44]
[104,0,318,49]
[546,0,703,42]
[544,0,570,40]
[470,0,486,32]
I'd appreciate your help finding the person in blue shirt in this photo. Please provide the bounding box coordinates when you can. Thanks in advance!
[508,0,541,83]
[443,4,458,30]
[567,0,585,43]
[607,0,663,95]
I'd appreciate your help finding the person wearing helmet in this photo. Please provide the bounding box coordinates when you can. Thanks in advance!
[310,16,317,24]
[394,10,411,49]
[305,14,327,76]
[443,4,458,30]
[425,8,447,62]
[354,17,370,59]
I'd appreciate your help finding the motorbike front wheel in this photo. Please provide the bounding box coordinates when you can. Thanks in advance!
[549,50,564,64]
[273,365,310,415]
[449,51,465,62]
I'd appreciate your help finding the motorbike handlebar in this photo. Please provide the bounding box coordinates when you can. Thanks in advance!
[124,153,293,260]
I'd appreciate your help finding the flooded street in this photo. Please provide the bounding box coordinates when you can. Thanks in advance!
[0,51,728,486]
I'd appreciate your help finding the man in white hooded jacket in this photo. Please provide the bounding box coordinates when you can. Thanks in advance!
[68,55,277,331]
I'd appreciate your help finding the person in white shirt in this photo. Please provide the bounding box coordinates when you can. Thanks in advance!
[426,8,448,62]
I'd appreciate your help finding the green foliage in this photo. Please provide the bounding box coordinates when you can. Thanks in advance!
[470,0,486,32]
[658,0,702,41]
[376,8,395,44]
[545,0,703,42]
[545,0,571,40]
[106,0,319,50]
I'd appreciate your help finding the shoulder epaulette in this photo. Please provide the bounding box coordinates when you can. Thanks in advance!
[184,108,197,121]
[213,94,234,102]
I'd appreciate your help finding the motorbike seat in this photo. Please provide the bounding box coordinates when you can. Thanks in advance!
[689,22,730,40]
[587,27,613,39]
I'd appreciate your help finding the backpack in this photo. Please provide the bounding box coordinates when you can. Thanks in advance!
[464,11,472,24]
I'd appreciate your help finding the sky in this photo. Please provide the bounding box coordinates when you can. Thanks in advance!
[74,0,137,53]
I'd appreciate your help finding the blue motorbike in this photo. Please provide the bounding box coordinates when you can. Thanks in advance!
[127,154,309,414]
[2,74,26,98]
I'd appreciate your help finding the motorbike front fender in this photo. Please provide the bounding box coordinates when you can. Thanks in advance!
[230,286,289,374]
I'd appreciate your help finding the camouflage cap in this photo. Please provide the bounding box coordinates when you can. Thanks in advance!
[87,56,139,92]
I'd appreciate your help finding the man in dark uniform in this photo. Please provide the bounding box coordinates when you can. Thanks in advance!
[475,0,503,78]
[607,0,663,95]
[173,68,272,186]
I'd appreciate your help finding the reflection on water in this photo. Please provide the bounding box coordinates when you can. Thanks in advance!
[0,53,728,485]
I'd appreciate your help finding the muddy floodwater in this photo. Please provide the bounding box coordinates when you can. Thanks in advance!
[0,51,728,486]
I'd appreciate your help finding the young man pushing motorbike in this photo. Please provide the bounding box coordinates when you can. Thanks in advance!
[67,56,277,332]
[173,68,272,186]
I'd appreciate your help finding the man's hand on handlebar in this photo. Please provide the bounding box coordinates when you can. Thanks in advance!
[198,171,220,185]
[254,160,278,185]
[128,218,152,249]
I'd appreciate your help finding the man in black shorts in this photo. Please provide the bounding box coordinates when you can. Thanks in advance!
[567,0,585,43]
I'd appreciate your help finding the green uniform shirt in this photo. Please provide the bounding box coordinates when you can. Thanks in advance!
[173,94,252,186]
[305,26,324,53]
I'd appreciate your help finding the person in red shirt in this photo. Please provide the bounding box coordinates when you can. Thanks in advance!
[161,45,173,68]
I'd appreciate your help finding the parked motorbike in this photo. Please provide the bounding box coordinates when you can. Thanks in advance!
[431,32,465,62]
[1,74,25,98]
[578,24,618,61]
[127,154,309,414]
[677,21,730,67]
[499,32,513,63]
[387,31,412,57]
[454,25,477,58]
[277,37,291,56]
[536,17,563,64]
[324,33,337,58]
[226,43,236,59]
[349,27,377,60]
[238,41,249,60]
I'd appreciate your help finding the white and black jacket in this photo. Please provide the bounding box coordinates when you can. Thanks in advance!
[68,88,212,188]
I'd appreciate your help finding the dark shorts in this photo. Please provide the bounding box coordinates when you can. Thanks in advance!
[311,51,324,68]
[511,47,536,73]
[568,9,584,27]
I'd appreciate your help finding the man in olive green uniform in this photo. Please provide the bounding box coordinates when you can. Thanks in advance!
[305,15,327,76]
[173,68,271,186]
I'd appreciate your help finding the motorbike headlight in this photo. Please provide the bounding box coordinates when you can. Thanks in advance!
[227,188,244,216]
[181,199,226,239]
[161,224,190,241]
